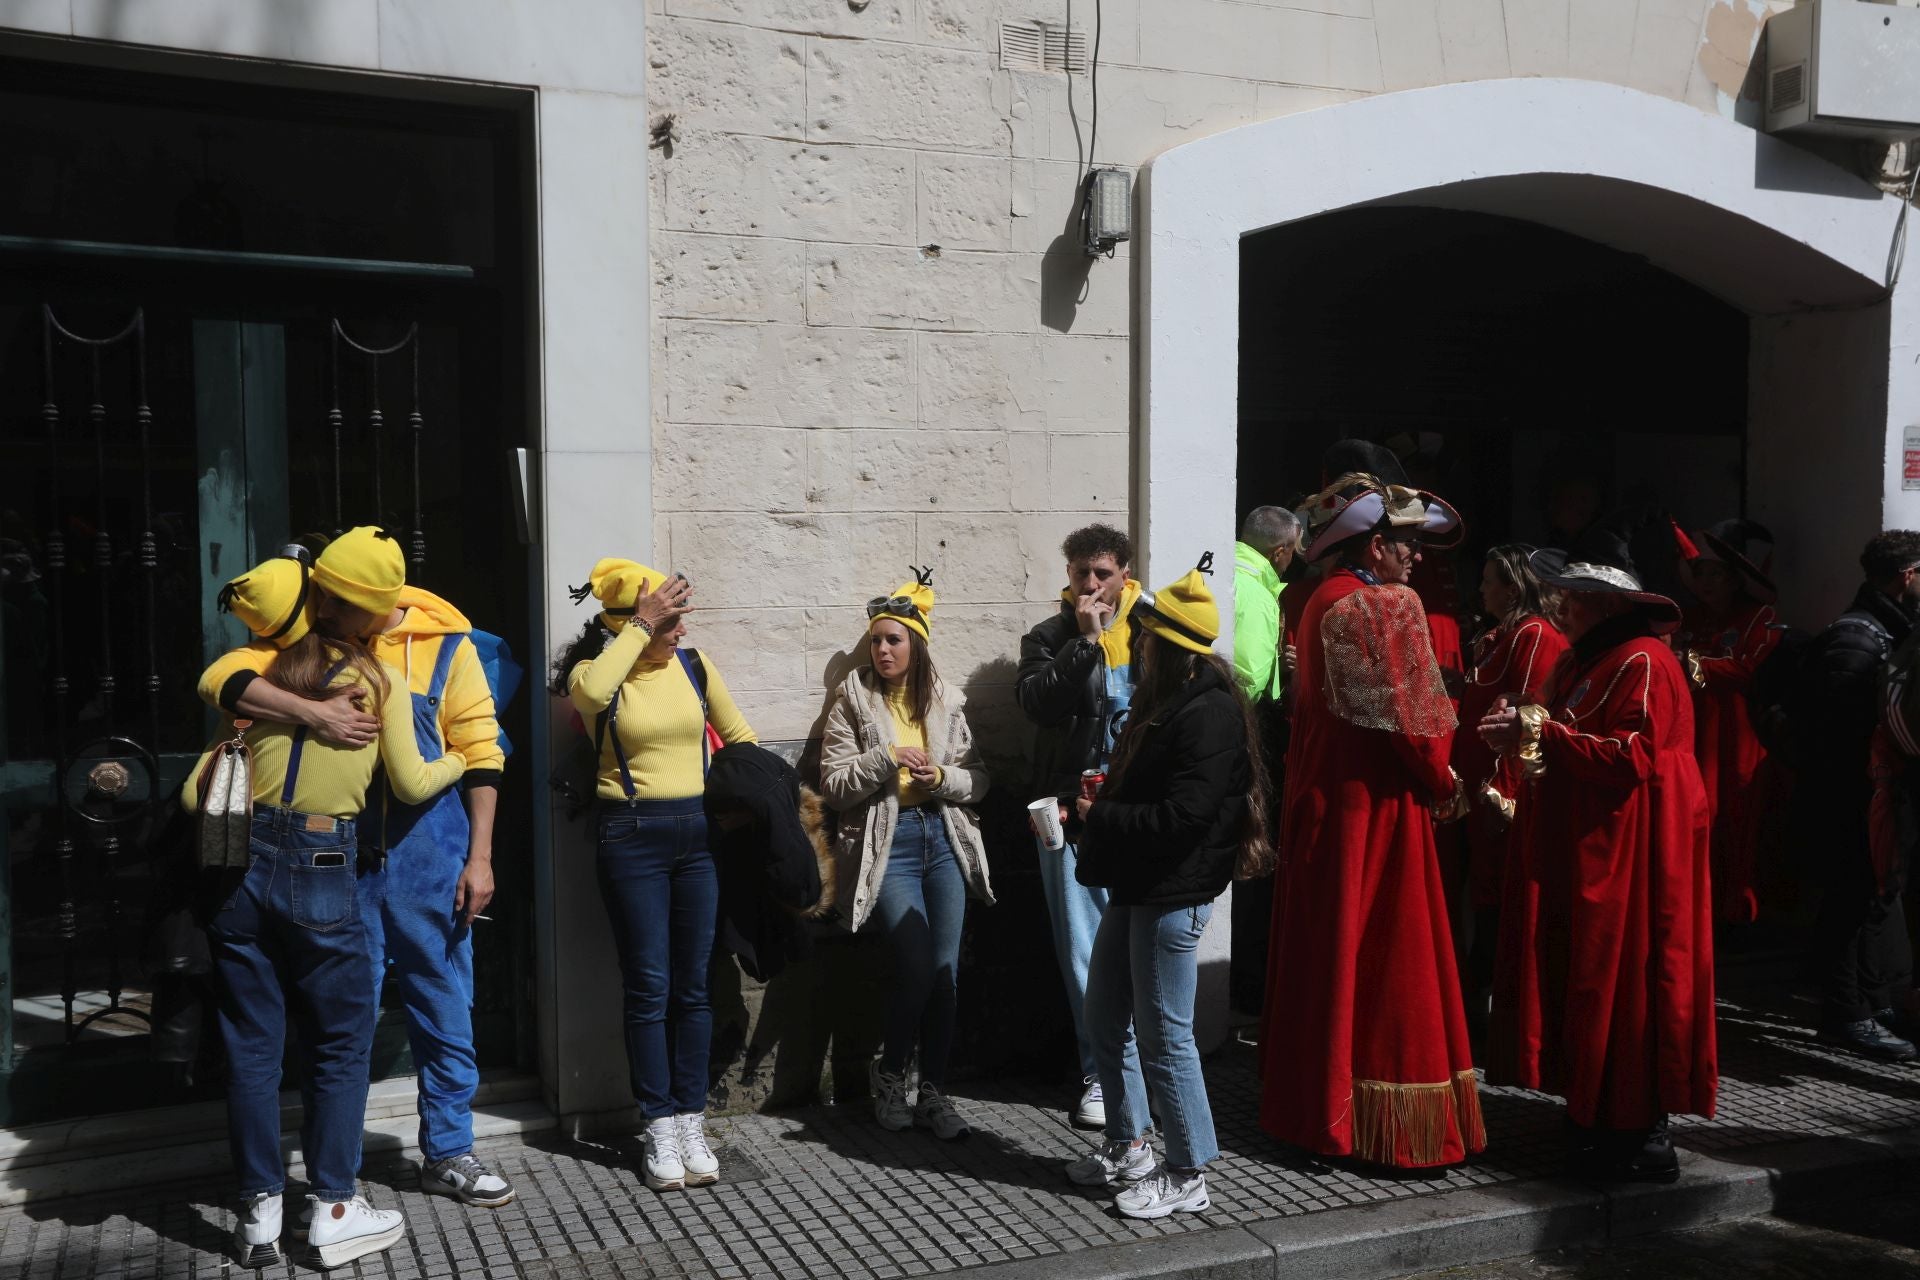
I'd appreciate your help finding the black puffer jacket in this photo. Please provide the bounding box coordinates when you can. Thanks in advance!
[1017,604,1113,805]
[1793,583,1916,851]
[1075,663,1250,907]
[704,744,836,982]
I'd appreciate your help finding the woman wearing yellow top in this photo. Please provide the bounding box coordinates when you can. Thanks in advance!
[552,559,756,1193]
[820,570,993,1140]
[182,553,465,1271]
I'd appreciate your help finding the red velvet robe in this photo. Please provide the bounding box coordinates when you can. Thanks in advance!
[1685,602,1781,925]
[1262,569,1485,1168]
[1454,616,1569,909]
[1492,632,1717,1129]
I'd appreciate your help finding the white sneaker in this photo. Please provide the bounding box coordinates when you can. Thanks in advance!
[421,1152,515,1207]
[307,1195,405,1269]
[676,1113,720,1187]
[1066,1138,1155,1187]
[233,1192,282,1269]
[642,1115,686,1192]
[912,1084,972,1140]
[1074,1077,1106,1129]
[1113,1165,1210,1220]
[869,1061,913,1132]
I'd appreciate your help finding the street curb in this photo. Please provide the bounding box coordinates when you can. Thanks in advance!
[971,1126,1920,1280]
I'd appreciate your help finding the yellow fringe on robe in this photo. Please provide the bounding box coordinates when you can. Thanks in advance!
[1350,1070,1486,1167]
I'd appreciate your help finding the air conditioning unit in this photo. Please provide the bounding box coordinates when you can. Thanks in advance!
[1766,0,1920,139]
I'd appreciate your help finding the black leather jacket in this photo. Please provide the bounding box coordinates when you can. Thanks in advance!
[1017,605,1114,803]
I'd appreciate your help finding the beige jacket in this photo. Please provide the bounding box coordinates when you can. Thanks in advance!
[819,667,994,932]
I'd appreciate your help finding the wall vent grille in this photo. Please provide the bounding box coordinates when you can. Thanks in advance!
[999,21,1088,73]
[1770,61,1807,113]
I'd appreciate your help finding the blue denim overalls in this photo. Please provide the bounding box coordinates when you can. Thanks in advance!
[360,634,479,1164]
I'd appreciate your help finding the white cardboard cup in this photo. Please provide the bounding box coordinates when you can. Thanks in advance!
[1028,796,1065,851]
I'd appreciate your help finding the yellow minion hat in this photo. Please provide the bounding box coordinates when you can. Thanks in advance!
[313,526,406,616]
[570,557,667,633]
[1136,553,1221,656]
[866,566,936,642]
[216,555,312,649]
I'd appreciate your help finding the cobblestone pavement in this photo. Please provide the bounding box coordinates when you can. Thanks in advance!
[4,984,1919,1279]
[1400,1178,1920,1279]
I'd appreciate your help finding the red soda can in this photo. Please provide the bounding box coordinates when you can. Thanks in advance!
[1080,769,1106,800]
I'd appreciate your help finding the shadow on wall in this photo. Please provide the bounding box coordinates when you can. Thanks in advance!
[706,652,1076,1115]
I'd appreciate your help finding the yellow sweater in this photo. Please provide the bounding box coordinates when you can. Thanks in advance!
[885,685,940,807]
[181,664,466,818]
[568,625,757,801]
[197,587,505,782]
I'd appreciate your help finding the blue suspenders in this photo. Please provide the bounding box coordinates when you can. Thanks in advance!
[607,649,710,801]
[279,657,352,808]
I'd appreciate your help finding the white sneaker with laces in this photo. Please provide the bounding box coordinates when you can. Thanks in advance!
[869,1060,913,1132]
[233,1192,283,1269]
[912,1083,972,1140]
[1065,1138,1155,1187]
[642,1116,686,1192]
[1113,1165,1210,1220]
[421,1152,515,1207]
[1073,1077,1106,1129]
[676,1112,720,1186]
[307,1195,405,1269]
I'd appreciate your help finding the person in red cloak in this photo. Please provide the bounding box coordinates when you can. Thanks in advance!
[1673,519,1784,927]
[1261,472,1486,1171]
[1480,535,1716,1183]
[1451,545,1568,1032]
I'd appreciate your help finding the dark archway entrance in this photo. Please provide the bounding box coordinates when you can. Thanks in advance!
[1237,206,1750,602]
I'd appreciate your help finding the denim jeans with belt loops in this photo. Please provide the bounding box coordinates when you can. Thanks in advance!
[870,806,967,1088]
[209,808,378,1202]
[1085,901,1219,1170]
[596,797,717,1120]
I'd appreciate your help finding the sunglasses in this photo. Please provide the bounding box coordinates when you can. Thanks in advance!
[866,595,925,623]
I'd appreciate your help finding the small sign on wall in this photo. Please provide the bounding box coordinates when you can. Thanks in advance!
[1907,425,1920,491]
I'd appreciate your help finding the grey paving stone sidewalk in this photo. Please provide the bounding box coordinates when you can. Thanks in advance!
[4,984,1918,1280]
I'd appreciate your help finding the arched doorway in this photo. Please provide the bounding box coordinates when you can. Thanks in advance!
[1236,205,1748,605]
[1138,77,1915,1043]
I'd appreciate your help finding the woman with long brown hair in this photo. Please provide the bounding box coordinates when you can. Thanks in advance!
[819,569,994,1140]
[184,552,467,1270]
[1067,553,1270,1219]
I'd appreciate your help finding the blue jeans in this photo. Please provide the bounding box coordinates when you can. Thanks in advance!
[359,822,477,1163]
[1085,901,1218,1170]
[596,797,717,1120]
[1037,836,1111,1080]
[209,809,378,1202]
[869,807,966,1087]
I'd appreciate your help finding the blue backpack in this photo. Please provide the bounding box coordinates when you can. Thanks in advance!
[468,629,525,757]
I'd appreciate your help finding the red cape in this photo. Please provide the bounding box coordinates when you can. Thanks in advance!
[1492,633,1717,1128]
[1685,602,1782,925]
[1454,616,1569,909]
[1261,569,1485,1168]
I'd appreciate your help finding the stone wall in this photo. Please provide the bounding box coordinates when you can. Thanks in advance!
[645,0,1784,752]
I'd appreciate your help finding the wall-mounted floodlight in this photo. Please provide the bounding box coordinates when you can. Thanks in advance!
[1081,167,1131,258]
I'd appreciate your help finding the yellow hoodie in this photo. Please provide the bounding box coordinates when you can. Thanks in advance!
[197,585,506,783]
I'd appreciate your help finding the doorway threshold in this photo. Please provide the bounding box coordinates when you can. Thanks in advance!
[0,1072,551,1207]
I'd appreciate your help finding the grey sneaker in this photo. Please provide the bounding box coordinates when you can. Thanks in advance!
[1114,1165,1210,1220]
[1066,1138,1155,1187]
[421,1152,515,1208]
[912,1083,971,1140]
[1073,1077,1106,1129]
[869,1061,913,1131]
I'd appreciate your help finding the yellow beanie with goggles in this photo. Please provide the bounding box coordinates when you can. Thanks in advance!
[217,555,312,649]
[313,525,406,617]
[1137,553,1221,656]
[572,557,668,633]
[867,567,935,642]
